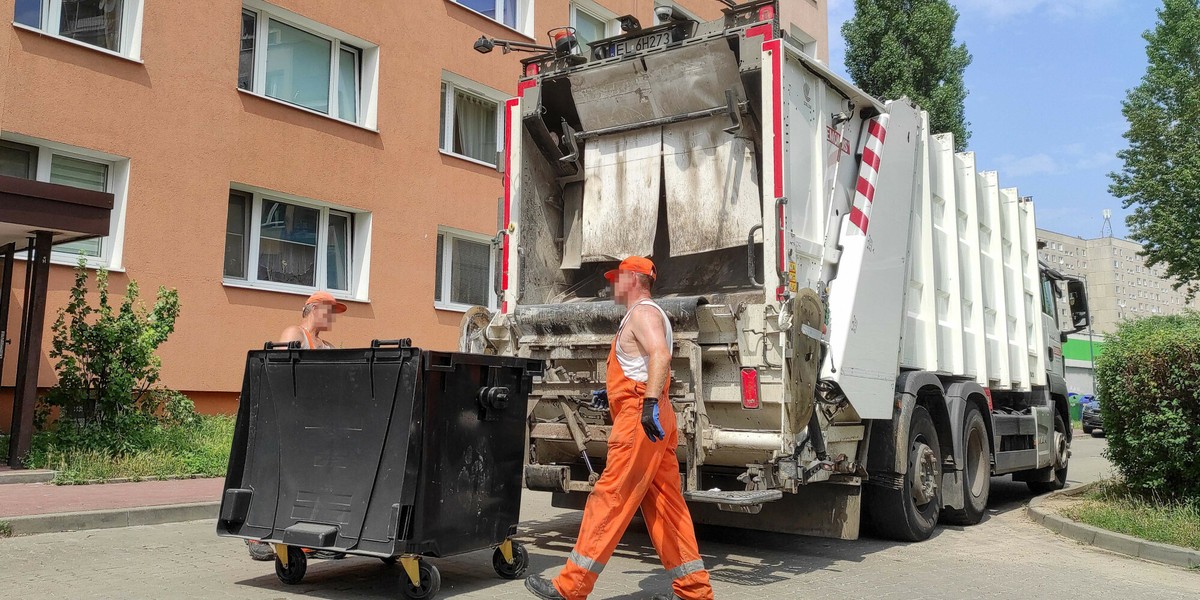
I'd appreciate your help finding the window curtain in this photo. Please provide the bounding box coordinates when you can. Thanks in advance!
[502,0,518,28]
[453,90,497,163]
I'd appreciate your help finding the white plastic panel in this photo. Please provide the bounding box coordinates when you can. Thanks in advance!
[954,151,989,384]
[825,100,922,420]
[1000,187,1030,389]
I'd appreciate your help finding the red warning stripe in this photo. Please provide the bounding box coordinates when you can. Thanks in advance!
[862,146,881,171]
[868,119,887,143]
[855,176,875,202]
[849,207,869,232]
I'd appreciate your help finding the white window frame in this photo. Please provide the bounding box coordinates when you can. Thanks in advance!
[1,132,129,270]
[440,71,507,169]
[13,0,145,60]
[447,0,535,39]
[223,184,372,301]
[435,226,498,312]
[239,0,380,130]
[570,0,620,49]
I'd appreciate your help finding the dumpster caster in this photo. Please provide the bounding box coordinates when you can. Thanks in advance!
[399,557,440,599]
[273,545,307,585]
[492,540,529,579]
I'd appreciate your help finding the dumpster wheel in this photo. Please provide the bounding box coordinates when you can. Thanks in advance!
[492,540,529,579]
[399,557,441,599]
[273,545,307,585]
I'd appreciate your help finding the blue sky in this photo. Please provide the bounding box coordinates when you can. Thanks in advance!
[827,0,1162,239]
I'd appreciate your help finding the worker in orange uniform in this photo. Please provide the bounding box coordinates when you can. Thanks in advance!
[525,256,714,600]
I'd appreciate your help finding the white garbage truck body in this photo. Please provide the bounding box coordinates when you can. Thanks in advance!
[465,0,1091,541]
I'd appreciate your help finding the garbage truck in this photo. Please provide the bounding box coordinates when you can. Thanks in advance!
[463,0,1093,542]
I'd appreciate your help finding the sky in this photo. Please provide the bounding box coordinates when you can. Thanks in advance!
[826,0,1164,239]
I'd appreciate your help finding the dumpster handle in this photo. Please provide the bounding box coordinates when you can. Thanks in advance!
[264,341,302,350]
[371,339,412,348]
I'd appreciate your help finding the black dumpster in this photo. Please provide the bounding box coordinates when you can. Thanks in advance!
[217,341,542,598]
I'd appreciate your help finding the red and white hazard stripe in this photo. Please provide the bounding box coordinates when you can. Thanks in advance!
[849,115,889,234]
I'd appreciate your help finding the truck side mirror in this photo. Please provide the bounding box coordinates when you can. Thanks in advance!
[1067,279,1090,331]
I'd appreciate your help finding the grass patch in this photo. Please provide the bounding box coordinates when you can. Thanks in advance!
[0,521,11,537]
[1062,480,1200,550]
[27,415,234,485]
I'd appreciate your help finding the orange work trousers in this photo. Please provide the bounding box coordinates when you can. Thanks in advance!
[552,341,713,600]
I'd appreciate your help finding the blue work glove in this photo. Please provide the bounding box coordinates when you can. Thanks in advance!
[641,397,665,442]
[590,390,609,410]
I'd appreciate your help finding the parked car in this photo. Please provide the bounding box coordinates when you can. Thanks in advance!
[1082,400,1104,437]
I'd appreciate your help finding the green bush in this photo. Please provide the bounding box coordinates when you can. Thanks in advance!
[42,260,180,444]
[1095,312,1200,500]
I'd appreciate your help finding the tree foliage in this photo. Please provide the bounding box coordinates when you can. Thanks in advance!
[1109,0,1200,300]
[842,0,972,150]
[42,261,181,444]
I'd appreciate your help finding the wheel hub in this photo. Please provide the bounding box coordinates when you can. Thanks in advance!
[1052,428,1067,468]
[910,441,938,506]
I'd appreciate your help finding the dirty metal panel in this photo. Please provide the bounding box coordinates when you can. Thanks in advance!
[568,38,746,132]
[663,115,762,256]
[561,183,583,269]
[513,297,702,339]
[581,127,662,262]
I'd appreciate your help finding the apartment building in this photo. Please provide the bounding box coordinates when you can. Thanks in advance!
[1037,229,1194,335]
[0,0,830,425]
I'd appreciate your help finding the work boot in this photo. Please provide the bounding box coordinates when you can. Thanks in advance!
[648,595,682,600]
[524,575,566,600]
[310,550,347,560]
[246,540,274,561]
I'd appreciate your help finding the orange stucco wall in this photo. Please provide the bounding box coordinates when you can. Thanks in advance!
[0,0,826,420]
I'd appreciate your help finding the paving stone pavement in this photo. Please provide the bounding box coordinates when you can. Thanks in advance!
[2,436,1193,599]
[2,479,1197,600]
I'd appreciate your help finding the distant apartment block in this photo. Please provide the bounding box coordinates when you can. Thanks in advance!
[1037,229,1195,335]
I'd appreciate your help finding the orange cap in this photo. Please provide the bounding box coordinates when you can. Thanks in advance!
[306,290,347,314]
[604,256,657,283]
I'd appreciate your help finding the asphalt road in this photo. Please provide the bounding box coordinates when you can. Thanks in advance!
[2,434,1195,600]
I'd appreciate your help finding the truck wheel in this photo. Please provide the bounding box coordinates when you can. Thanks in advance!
[1027,413,1069,494]
[865,405,942,542]
[942,405,990,526]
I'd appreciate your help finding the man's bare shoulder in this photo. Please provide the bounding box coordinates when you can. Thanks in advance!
[279,325,304,342]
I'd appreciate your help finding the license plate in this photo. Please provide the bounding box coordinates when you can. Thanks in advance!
[594,31,673,60]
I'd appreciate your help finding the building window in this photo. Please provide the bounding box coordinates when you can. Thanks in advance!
[224,187,369,298]
[450,0,532,36]
[0,136,128,268]
[238,2,378,128]
[434,228,496,311]
[14,0,144,58]
[571,1,618,50]
[440,74,505,167]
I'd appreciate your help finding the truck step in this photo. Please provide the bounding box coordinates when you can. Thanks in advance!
[682,489,783,506]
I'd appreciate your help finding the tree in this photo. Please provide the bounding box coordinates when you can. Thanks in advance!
[1109,0,1200,300]
[842,0,972,150]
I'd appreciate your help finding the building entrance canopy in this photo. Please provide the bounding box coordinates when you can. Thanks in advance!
[0,173,114,468]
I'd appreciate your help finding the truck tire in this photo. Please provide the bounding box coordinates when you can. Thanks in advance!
[865,406,942,542]
[1027,413,1069,494]
[942,405,990,526]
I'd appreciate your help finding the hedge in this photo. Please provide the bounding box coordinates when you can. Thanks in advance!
[1095,312,1200,500]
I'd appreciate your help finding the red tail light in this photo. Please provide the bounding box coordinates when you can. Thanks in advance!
[758,5,775,21]
[740,368,761,409]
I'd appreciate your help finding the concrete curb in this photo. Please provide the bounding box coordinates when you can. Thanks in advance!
[0,470,55,485]
[2,501,219,537]
[1027,483,1200,569]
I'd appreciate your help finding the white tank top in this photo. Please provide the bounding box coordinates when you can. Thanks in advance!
[614,299,673,383]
